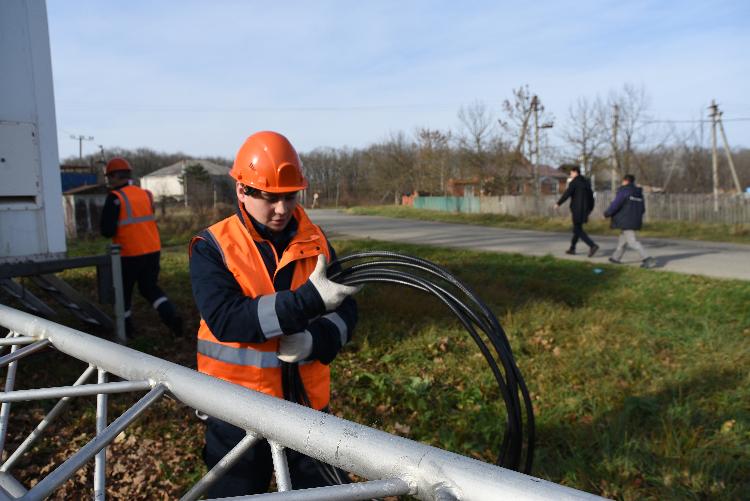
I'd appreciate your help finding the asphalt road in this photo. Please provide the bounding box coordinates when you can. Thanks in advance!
[308,209,750,281]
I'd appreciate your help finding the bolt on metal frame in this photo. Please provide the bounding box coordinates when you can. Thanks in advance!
[0,304,605,500]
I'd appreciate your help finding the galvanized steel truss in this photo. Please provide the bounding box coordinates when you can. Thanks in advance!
[0,304,603,500]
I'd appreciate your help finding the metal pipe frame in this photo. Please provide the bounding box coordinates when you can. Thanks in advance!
[0,380,152,403]
[0,338,37,347]
[21,385,166,501]
[269,441,291,492]
[95,368,108,501]
[0,304,605,500]
[0,339,50,368]
[0,365,96,472]
[210,478,412,501]
[181,433,260,501]
[108,245,127,344]
[0,339,19,456]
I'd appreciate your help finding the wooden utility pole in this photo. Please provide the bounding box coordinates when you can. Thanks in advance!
[70,134,94,160]
[709,100,720,212]
[532,95,539,195]
[716,112,743,194]
[610,105,620,192]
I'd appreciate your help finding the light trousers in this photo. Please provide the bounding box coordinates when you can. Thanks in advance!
[612,230,649,261]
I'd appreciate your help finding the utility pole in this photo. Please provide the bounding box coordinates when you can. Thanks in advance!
[530,96,553,195]
[610,105,619,192]
[70,134,94,160]
[532,95,539,196]
[716,109,743,194]
[709,100,720,212]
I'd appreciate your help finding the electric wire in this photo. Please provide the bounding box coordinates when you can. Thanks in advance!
[283,251,534,477]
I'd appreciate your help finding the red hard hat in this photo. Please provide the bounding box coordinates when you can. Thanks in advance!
[105,157,132,175]
[229,131,307,193]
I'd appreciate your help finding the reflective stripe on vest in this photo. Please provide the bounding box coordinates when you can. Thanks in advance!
[112,186,161,257]
[257,293,283,338]
[117,187,156,225]
[197,339,313,368]
[194,206,332,410]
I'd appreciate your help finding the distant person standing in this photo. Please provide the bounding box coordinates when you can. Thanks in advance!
[604,174,656,268]
[555,166,599,257]
[100,157,183,339]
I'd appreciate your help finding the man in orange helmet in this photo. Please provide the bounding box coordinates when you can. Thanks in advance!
[100,157,183,339]
[189,131,359,496]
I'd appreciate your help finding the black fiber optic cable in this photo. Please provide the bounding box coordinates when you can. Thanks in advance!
[283,250,534,479]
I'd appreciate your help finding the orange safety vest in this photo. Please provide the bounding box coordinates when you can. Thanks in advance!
[111,185,161,257]
[193,206,332,410]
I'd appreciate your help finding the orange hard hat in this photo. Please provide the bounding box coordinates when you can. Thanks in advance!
[229,131,307,193]
[105,157,132,175]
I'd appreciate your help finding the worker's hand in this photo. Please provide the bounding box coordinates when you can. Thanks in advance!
[277,330,313,363]
[553,203,560,210]
[308,254,361,312]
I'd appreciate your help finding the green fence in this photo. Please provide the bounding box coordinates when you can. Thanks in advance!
[414,196,481,213]
[412,194,750,224]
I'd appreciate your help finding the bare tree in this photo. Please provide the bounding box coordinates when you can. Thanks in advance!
[498,86,551,193]
[499,86,534,157]
[367,132,416,205]
[457,101,495,186]
[562,96,607,177]
[597,84,658,186]
[415,128,451,194]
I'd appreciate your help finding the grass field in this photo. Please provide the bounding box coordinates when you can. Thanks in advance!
[348,205,750,245]
[3,232,748,499]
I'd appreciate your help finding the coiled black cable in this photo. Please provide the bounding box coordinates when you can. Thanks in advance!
[283,250,534,477]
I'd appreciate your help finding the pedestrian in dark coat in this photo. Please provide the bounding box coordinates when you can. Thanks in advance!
[555,166,599,257]
[604,174,655,268]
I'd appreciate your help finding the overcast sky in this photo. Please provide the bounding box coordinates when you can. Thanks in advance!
[48,0,750,161]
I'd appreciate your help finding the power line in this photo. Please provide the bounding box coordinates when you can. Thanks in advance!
[69,133,94,160]
[57,102,461,113]
[57,100,750,124]
[644,117,750,124]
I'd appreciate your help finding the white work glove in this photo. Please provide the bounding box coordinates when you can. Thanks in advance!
[308,254,361,312]
[277,330,313,363]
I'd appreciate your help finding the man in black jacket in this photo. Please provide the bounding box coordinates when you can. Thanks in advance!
[604,174,655,268]
[555,166,599,257]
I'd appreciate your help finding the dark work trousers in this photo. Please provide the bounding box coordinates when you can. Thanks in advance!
[120,251,176,335]
[570,223,596,250]
[203,416,348,497]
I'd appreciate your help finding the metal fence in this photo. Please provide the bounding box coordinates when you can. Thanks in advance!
[414,194,750,224]
[0,304,605,500]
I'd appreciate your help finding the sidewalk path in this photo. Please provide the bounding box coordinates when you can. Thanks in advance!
[309,209,750,281]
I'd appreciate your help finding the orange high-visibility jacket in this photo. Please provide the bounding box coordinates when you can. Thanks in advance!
[111,185,161,257]
[194,207,332,410]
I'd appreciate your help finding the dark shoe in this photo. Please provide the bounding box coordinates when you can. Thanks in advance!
[608,257,622,264]
[640,257,656,269]
[588,244,600,258]
[565,248,576,255]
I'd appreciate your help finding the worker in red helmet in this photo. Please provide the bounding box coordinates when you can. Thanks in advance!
[100,157,183,339]
[189,131,359,496]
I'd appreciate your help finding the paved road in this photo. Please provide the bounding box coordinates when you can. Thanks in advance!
[308,209,750,281]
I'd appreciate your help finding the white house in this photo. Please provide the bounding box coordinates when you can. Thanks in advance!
[140,159,232,201]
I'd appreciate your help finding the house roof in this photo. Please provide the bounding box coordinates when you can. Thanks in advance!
[514,164,568,179]
[63,184,109,195]
[143,159,230,178]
